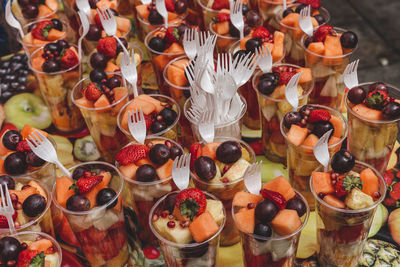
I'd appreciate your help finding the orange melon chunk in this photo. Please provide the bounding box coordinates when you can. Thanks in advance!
[328,136,341,152]
[156,159,173,180]
[167,12,178,22]
[280,13,299,28]
[189,211,219,242]
[10,187,39,204]
[297,68,312,83]
[201,142,221,160]
[84,171,111,208]
[29,238,53,252]
[137,94,164,112]
[307,42,324,65]
[323,195,345,209]
[75,97,94,109]
[21,125,48,140]
[94,94,111,113]
[323,35,343,66]
[329,115,343,138]
[165,42,184,54]
[136,4,150,20]
[360,168,379,198]
[272,31,284,61]
[271,209,301,236]
[38,4,53,18]
[115,16,130,33]
[234,207,255,234]
[167,64,187,87]
[112,87,128,112]
[105,61,119,73]
[302,134,318,154]
[32,56,45,71]
[119,163,138,180]
[28,180,47,201]
[47,29,65,41]
[55,176,75,208]
[240,36,251,50]
[352,104,382,121]
[287,124,308,146]
[153,54,170,70]
[311,172,334,195]
[232,192,263,207]
[262,176,296,201]
[213,21,229,35]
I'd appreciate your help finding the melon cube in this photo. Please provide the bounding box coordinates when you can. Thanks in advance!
[270,209,301,236]
[262,176,296,201]
[311,172,334,195]
[287,124,308,146]
[234,207,255,234]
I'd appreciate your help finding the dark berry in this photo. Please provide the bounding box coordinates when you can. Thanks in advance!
[116,38,129,54]
[177,23,190,36]
[42,60,61,73]
[18,0,30,6]
[383,102,400,119]
[66,194,90,211]
[108,75,121,89]
[88,0,98,8]
[148,10,164,25]
[257,78,276,95]
[312,121,334,138]
[57,40,70,50]
[286,197,307,217]
[136,164,157,182]
[148,37,166,52]
[242,4,249,15]
[22,5,38,19]
[149,144,171,165]
[159,108,177,126]
[2,130,22,150]
[255,199,279,223]
[233,50,248,62]
[347,86,366,104]
[340,31,358,49]
[253,223,272,241]
[72,166,89,180]
[314,14,325,25]
[3,74,16,83]
[96,188,117,208]
[246,10,261,28]
[90,69,107,83]
[4,152,27,175]
[245,38,261,53]
[367,82,388,93]
[22,194,47,217]
[44,43,61,54]
[164,193,177,213]
[331,149,355,173]
[170,145,183,160]
[0,237,21,262]
[150,120,167,134]
[25,151,45,167]
[295,4,308,13]
[17,76,28,84]
[51,19,63,31]
[259,72,278,84]
[194,156,217,181]
[90,53,108,69]
[216,141,242,164]
[283,111,302,129]
[282,8,294,18]
[175,0,187,14]
[0,175,15,189]
[304,36,314,48]
[229,22,240,38]
[299,105,315,116]
[86,24,102,41]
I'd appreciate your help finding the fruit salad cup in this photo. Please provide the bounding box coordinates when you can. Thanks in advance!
[145,24,188,94]
[115,137,183,246]
[345,82,400,174]
[302,26,358,109]
[53,161,131,266]
[11,0,59,27]
[191,138,255,246]
[0,176,54,237]
[71,74,130,163]
[257,0,295,29]
[280,104,348,209]
[276,3,330,66]
[232,176,310,267]
[117,94,180,142]
[29,42,85,133]
[17,19,68,56]
[149,189,226,267]
[0,231,62,267]
[252,64,313,163]
[310,156,386,267]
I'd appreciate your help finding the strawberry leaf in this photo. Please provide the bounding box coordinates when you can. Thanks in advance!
[179,199,199,221]
[343,174,363,192]
[29,251,45,267]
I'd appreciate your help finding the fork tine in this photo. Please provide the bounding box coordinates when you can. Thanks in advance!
[139,108,144,123]
[28,134,39,146]
[4,186,13,212]
[0,185,5,209]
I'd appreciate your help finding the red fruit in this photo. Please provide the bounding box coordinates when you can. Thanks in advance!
[165,27,180,44]
[16,140,31,152]
[97,37,117,58]
[189,142,202,170]
[268,117,280,131]
[16,250,40,267]
[383,171,395,187]
[165,0,175,12]
[211,0,229,10]
[0,210,17,228]
[143,246,160,259]
[308,109,331,123]
[31,21,53,41]
[175,188,207,220]
[94,13,103,28]
[252,26,270,41]
[213,12,230,22]
[314,25,334,42]
[84,82,103,101]
[260,189,287,209]
[99,229,126,261]
[144,114,152,130]
[249,140,263,155]
[335,224,364,243]
[60,48,79,69]
[278,71,295,85]
[296,0,322,9]
[365,89,389,110]
[383,197,398,207]
[390,182,400,200]
[334,178,348,198]
[73,174,103,194]
[115,144,149,165]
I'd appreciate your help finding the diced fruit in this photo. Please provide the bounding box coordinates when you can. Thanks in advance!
[56,176,75,208]
[323,35,343,66]
[272,31,284,61]
[329,116,343,138]
[189,211,219,242]
[280,13,299,28]
[311,172,334,195]
[360,168,379,198]
[270,209,301,236]
[94,94,111,112]
[201,142,221,160]
[296,68,312,83]
[323,195,345,209]
[302,134,318,154]
[118,163,138,179]
[206,199,225,225]
[10,187,39,204]
[262,176,296,201]
[115,16,130,32]
[20,125,48,140]
[28,180,47,201]
[38,5,53,18]
[345,188,374,210]
[47,29,65,41]
[287,124,308,146]
[234,207,255,234]
[28,238,52,252]
[84,172,111,208]
[156,159,173,180]
[232,191,263,207]
[222,158,250,182]
[352,104,382,121]
[167,64,187,87]
[136,94,164,112]
[306,42,324,65]
[136,4,150,20]
[153,217,192,244]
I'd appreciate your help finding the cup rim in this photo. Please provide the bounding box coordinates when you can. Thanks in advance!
[116,136,183,185]
[149,190,226,248]
[280,104,348,149]
[309,160,387,213]
[162,55,190,90]
[0,177,52,234]
[228,40,286,64]
[145,26,187,56]
[345,82,400,123]
[196,0,222,13]
[232,188,310,241]
[209,21,239,41]
[51,161,124,216]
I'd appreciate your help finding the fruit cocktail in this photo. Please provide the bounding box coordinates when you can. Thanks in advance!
[150,189,226,267]
[276,3,329,66]
[72,74,130,163]
[190,138,255,246]
[0,176,54,237]
[53,161,131,266]
[280,104,347,209]
[310,153,386,267]
[232,176,310,267]
[0,231,62,267]
[29,42,84,133]
[116,137,183,246]
[345,82,400,174]
[252,64,313,163]
[117,94,180,143]
[302,26,358,109]
[257,0,295,29]
[11,0,59,27]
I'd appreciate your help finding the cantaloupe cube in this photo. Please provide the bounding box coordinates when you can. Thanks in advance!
[156,159,173,180]
[297,68,312,83]
[302,134,318,154]
[323,195,345,209]
[201,142,221,160]
[115,16,130,33]
[21,125,48,140]
[167,64,188,87]
[136,4,150,20]
[153,54,170,70]
[271,209,301,236]
[280,13,299,28]
[119,163,138,179]
[38,4,53,18]
[55,176,75,208]
[75,97,94,109]
[47,29,65,41]
[328,136,341,152]
[94,94,111,113]
[352,104,382,121]
[84,171,111,208]
[232,191,263,207]
[272,31,284,61]
[29,238,53,252]
[311,172,334,195]
[323,35,343,66]
[136,94,164,112]
[287,124,308,146]
[234,207,255,234]
[45,0,58,11]
[167,11,178,22]
[10,187,39,204]
[172,58,189,69]
[165,42,184,54]
[360,168,379,198]
[213,21,229,35]
[32,56,45,71]
[262,176,296,201]
[189,211,219,242]
[240,36,251,50]
[28,180,47,201]
[329,115,343,138]
[105,61,119,73]
[112,87,128,112]
[307,42,324,65]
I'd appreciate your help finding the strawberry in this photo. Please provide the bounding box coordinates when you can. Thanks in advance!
[165,27,180,44]
[260,189,286,209]
[115,144,149,165]
[365,89,388,110]
[165,0,175,12]
[252,26,270,41]
[296,0,322,9]
[84,82,103,101]
[0,210,17,228]
[189,142,202,170]
[72,174,103,194]
[334,178,347,198]
[60,48,79,69]
[249,140,263,155]
[94,13,103,28]
[383,171,395,187]
[213,12,230,23]
[211,0,229,10]
[314,25,334,42]
[334,174,363,198]
[390,182,400,200]
[278,71,295,85]
[97,37,117,58]
[31,21,53,41]
[16,250,40,267]
[144,114,152,130]
[308,109,331,123]
[16,140,31,152]
[175,188,207,220]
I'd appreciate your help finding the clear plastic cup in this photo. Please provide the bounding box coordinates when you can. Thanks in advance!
[29,44,85,133]
[345,82,400,174]
[232,189,310,267]
[71,74,130,163]
[11,0,59,27]
[310,162,386,267]
[301,27,357,109]
[209,21,238,54]
[253,63,314,163]
[280,104,348,209]
[257,0,296,29]
[196,0,219,30]
[192,137,256,247]
[149,191,226,266]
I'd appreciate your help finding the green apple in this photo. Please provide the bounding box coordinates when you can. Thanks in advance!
[5,93,52,130]
[297,211,318,259]
[368,204,388,238]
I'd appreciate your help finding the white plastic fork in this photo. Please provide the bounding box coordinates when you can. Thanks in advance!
[78,11,89,78]
[255,45,272,73]
[26,130,72,177]
[141,0,151,4]
[76,0,91,20]
[199,109,215,143]
[5,0,24,38]
[230,0,244,39]
[171,153,191,190]
[121,48,139,97]
[313,129,333,172]
[155,0,168,28]
[343,59,359,90]
[0,183,16,233]
[127,108,146,144]
[299,5,313,37]
[183,28,198,60]
[243,161,262,195]
[285,72,302,111]
[232,52,258,87]
[283,0,287,10]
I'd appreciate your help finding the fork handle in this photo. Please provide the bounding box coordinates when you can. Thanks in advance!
[114,36,129,56]
[55,161,72,177]
[6,214,16,234]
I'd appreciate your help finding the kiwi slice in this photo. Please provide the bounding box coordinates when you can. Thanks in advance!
[73,136,100,161]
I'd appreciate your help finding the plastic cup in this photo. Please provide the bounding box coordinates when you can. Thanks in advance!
[116,137,183,246]
[29,44,85,133]
[280,104,348,209]
[257,0,296,29]
[196,0,219,30]
[275,3,330,66]
[310,162,386,267]
[149,191,226,266]
[52,161,131,266]
[345,82,400,174]
[301,27,357,109]
[253,63,313,163]
[209,21,238,54]
[11,0,59,27]
[232,189,309,267]
[192,137,256,247]
[71,74,130,163]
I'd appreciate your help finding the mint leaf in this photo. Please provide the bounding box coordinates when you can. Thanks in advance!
[29,251,45,267]
[42,25,52,39]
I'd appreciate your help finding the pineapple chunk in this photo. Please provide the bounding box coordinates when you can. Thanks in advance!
[222,158,250,183]
[345,188,374,210]
[214,160,226,174]
[153,217,192,244]
[208,165,222,184]
[45,253,60,267]
[241,147,250,162]
[206,199,224,225]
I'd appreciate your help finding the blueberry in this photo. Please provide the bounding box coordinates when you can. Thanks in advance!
[51,19,63,31]
[347,86,366,104]
[253,223,272,241]
[90,69,107,83]
[255,199,278,223]
[194,156,217,181]
[148,10,164,25]
[0,237,21,262]
[383,102,400,119]
[136,164,157,182]
[42,60,61,73]
[245,38,261,53]
[150,120,167,134]
[257,78,276,95]
[216,141,242,164]
[283,111,302,129]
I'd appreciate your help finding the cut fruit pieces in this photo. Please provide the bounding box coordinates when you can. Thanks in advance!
[56,176,75,208]
[232,191,263,207]
[287,124,308,146]
[323,35,343,66]
[296,68,312,83]
[156,159,173,180]
[306,42,324,66]
[189,211,219,242]
[311,172,334,195]
[262,176,296,201]
[352,104,382,121]
[360,168,379,198]
[119,163,138,179]
[234,207,255,234]
[270,209,301,236]
[302,134,318,154]
[201,142,221,160]
[323,195,345,209]
[206,199,225,225]
[329,115,343,138]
